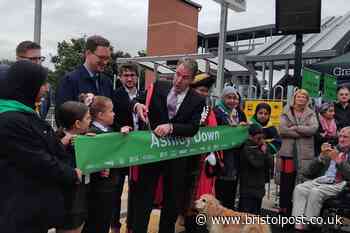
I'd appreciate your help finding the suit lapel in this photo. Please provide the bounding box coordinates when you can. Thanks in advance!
[121,87,131,103]
[175,89,192,119]
[157,82,172,117]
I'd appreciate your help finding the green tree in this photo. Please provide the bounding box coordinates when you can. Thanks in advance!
[49,37,85,89]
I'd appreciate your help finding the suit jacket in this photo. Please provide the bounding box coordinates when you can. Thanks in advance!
[240,139,273,198]
[302,154,350,182]
[55,65,114,107]
[133,80,205,137]
[112,86,137,131]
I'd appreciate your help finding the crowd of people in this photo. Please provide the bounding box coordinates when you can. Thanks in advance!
[1,35,350,233]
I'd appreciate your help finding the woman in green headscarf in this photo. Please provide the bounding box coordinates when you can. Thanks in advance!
[213,86,247,210]
[0,61,81,233]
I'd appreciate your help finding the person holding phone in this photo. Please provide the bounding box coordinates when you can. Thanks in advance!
[292,127,350,231]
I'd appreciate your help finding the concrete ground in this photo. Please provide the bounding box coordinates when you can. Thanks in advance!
[48,179,349,233]
[118,180,281,233]
[117,180,349,233]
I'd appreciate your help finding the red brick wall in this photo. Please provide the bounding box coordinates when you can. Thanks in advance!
[145,0,199,87]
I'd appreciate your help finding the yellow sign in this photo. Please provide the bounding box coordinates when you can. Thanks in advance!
[244,100,283,127]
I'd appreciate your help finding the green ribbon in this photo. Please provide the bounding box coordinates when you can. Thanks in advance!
[75,125,248,174]
[0,99,35,114]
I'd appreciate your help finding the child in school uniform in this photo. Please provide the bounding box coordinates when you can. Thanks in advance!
[82,95,131,233]
[55,101,92,233]
[239,124,273,215]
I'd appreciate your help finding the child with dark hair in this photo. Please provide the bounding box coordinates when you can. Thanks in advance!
[251,103,282,155]
[239,124,273,215]
[250,103,282,183]
[82,95,131,233]
[55,101,91,233]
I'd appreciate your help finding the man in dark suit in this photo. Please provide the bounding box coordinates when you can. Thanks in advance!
[55,35,113,111]
[55,35,114,233]
[132,58,206,233]
[113,62,140,130]
[111,62,140,233]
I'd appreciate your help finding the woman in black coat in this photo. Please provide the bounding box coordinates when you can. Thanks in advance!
[0,61,81,233]
[213,86,247,210]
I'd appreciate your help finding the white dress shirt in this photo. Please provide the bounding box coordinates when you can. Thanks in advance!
[125,87,139,130]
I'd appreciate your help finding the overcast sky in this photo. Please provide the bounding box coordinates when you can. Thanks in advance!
[0,0,349,65]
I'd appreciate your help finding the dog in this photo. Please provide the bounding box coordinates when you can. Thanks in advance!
[195,194,271,233]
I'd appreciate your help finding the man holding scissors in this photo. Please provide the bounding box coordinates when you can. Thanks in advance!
[132,58,205,233]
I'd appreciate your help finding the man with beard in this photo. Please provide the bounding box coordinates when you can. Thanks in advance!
[55,35,114,233]
[110,62,140,233]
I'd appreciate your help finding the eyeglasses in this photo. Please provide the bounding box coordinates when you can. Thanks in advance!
[92,52,110,62]
[19,56,45,62]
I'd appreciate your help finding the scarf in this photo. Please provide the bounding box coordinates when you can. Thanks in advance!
[250,115,273,128]
[216,100,239,125]
[0,99,36,114]
[319,115,337,137]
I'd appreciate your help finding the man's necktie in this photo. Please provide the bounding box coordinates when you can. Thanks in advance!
[167,90,178,119]
[94,73,100,94]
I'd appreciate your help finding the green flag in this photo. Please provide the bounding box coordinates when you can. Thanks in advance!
[323,74,337,101]
[302,68,321,97]
[75,126,248,174]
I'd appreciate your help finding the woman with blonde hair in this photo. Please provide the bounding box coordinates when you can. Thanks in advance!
[278,89,318,217]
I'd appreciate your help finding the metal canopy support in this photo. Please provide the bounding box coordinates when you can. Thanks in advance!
[247,62,255,98]
[261,62,266,98]
[294,33,304,87]
[215,2,228,97]
[243,50,337,63]
[268,62,273,98]
[205,60,210,73]
[285,60,290,75]
[34,0,42,44]
[116,53,215,64]
[153,63,159,80]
